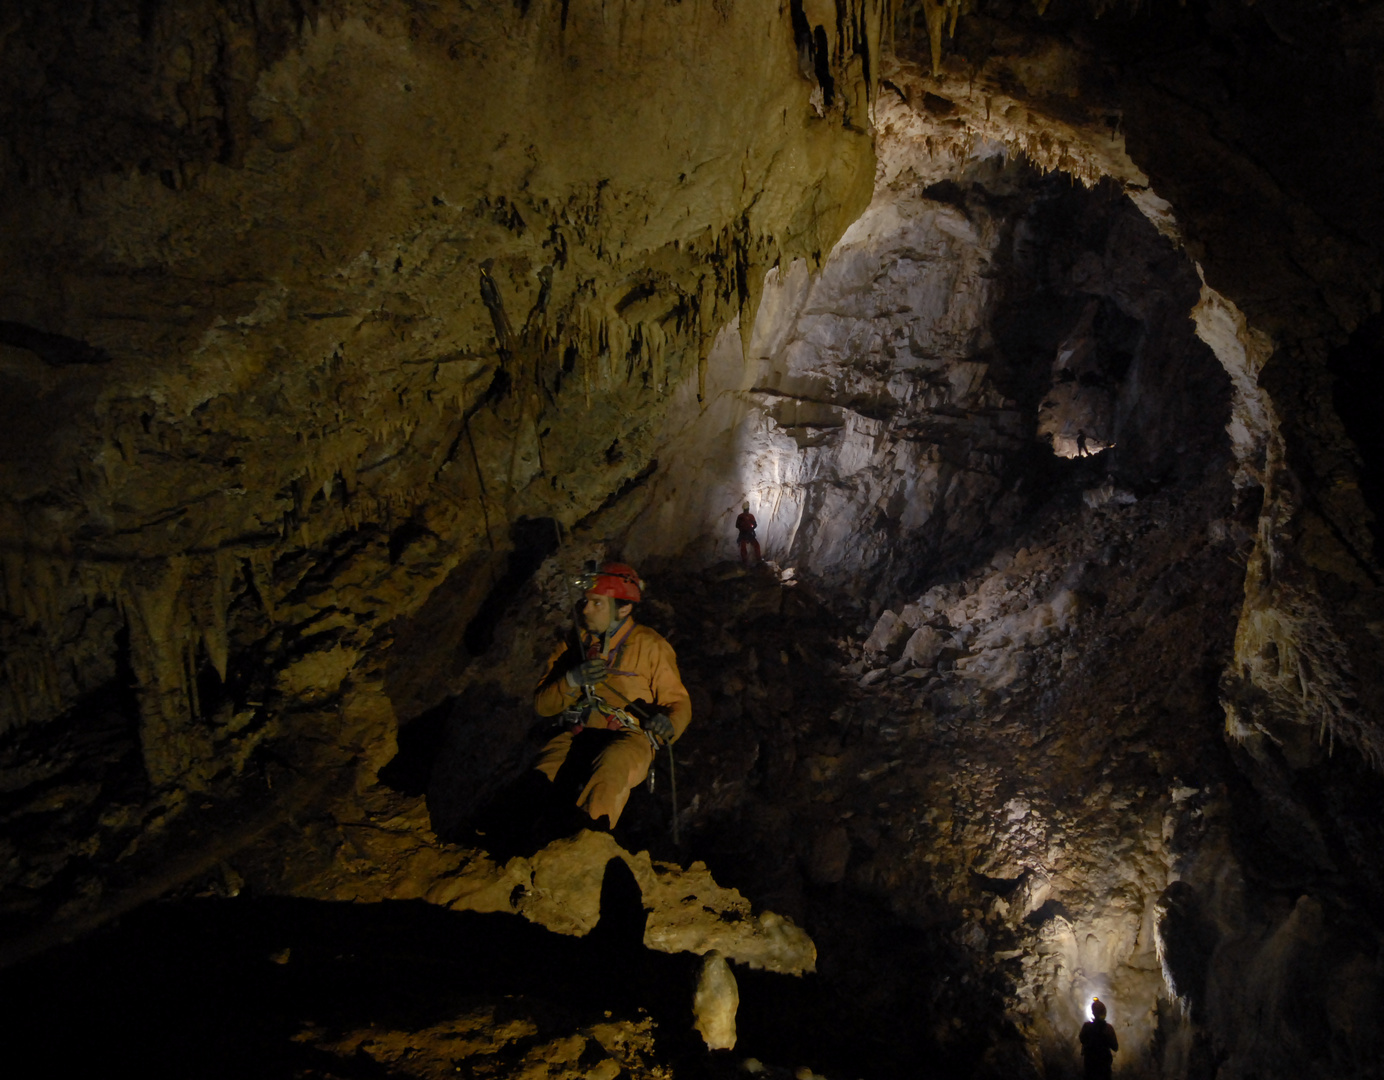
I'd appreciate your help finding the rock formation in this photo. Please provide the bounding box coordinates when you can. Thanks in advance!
[3,2,1384,1078]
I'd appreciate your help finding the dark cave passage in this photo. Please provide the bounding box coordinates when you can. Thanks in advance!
[1329,313,1384,565]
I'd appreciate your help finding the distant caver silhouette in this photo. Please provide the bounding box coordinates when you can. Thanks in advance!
[1079,998,1119,1080]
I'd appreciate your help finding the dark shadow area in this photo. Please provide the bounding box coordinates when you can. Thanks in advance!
[441,729,680,862]
[3,860,885,1080]
[0,623,146,942]
[727,880,1032,1080]
[458,732,627,859]
[463,516,559,655]
[1328,312,1384,565]
[375,695,453,797]
[0,318,110,365]
[1,875,667,1076]
[382,519,558,732]
[381,548,500,723]
[1226,727,1384,907]
[986,173,1229,498]
[422,682,550,840]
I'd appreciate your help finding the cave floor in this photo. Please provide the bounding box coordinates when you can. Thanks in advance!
[3,463,1248,1080]
[628,463,1246,1078]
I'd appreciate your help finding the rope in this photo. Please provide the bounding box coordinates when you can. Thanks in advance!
[668,739,680,846]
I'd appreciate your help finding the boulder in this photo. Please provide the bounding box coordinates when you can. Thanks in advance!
[860,667,890,687]
[901,626,947,668]
[864,610,910,655]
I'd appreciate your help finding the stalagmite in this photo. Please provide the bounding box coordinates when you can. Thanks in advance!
[692,951,739,1051]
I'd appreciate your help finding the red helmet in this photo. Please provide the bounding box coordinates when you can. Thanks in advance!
[587,562,642,603]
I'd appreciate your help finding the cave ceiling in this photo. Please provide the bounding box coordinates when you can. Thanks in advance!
[3,1,1384,1078]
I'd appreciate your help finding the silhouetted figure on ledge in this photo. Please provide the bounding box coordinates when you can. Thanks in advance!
[735,501,761,566]
[1079,997,1119,1080]
[1076,430,1090,457]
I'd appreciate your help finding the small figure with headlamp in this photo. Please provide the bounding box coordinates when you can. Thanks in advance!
[735,501,761,566]
[532,561,691,831]
[1079,997,1119,1080]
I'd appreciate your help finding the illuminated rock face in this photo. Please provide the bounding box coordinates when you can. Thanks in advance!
[622,166,1024,589]
[623,118,1223,602]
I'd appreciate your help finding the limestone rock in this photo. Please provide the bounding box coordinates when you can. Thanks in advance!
[1083,483,1138,509]
[6,4,1384,1078]
[901,626,946,668]
[864,610,909,656]
[692,951,739,1051]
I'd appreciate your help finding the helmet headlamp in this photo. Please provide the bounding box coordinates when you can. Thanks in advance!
[570,561,643,603]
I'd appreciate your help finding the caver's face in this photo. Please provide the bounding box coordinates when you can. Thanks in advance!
[581,593,629,634]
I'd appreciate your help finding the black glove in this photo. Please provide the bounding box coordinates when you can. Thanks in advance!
[645,712,674,742]
[565,657,608,688]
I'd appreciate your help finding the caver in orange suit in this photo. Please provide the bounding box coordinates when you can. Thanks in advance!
[533,616,691,828]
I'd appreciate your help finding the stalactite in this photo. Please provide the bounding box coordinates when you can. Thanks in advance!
[606,314,629,384]
[0,0,886,805]
[645,320,667,392]
[902,0,1098,78]
[116,556,203,786]
[190,549,239,684]
[919,0,950,77]
[247,549,277,621]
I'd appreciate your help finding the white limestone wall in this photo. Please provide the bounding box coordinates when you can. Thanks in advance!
[623,157,1027,595]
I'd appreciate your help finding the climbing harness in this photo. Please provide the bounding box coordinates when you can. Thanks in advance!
[557,688,671,817]
[568,675,681,847]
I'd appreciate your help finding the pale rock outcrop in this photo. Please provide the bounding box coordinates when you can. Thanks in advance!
[315,823,817,976]
[692,951,740,1051]
[622,153,1030,595]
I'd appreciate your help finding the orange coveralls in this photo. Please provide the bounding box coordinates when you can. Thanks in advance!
[533,620,691,827]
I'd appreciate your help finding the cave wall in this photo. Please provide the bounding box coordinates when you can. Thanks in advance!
[0,0,888,958]
[4,2,1384,1078]
[620,142,1226,604]
[0,0,880,779]
[870,5,1384,1078]
[607,5,1384,1073]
